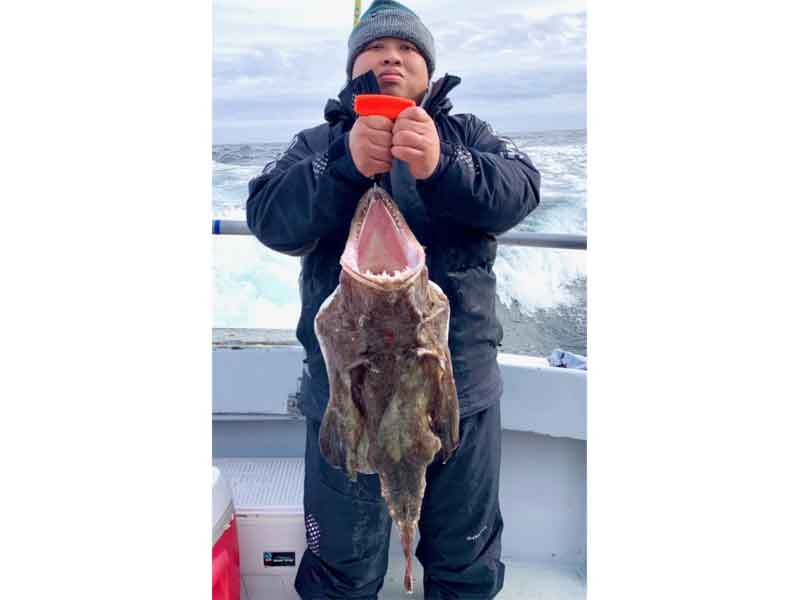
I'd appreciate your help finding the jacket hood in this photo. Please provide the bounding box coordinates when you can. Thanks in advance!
[324,71,462,127]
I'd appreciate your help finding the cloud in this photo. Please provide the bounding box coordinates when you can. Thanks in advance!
[213,2,586,143]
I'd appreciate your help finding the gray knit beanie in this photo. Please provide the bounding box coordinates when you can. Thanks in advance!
[347,0,435,81]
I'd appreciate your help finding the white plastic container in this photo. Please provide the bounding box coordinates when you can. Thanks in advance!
[214,458,306,600]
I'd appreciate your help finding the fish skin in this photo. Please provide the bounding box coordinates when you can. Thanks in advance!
[314,186,459,593]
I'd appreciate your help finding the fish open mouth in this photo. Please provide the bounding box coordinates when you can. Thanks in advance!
[340,188,425,288]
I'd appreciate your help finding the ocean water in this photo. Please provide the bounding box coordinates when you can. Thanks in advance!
[212,128,586,356]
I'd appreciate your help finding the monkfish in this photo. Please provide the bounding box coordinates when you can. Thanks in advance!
[314,186,460,594]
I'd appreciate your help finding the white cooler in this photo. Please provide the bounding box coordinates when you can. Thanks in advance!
[214,458,306,600]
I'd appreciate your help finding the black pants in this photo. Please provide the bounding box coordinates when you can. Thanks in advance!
[295,403,505,600]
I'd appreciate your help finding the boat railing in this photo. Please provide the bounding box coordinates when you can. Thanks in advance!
[211,220,587,250]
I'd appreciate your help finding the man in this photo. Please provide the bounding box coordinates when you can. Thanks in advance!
[246,1,541,597]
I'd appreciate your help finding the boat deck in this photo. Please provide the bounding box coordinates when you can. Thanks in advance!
[381,547,586,599]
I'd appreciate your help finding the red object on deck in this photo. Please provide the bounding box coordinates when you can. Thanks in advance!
[354,94,415,119]
[213,518,240,600]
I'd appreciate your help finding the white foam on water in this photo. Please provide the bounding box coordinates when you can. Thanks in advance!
[213,161,264,213]
[213,236,301,329]
[493,134,586,315]
[495,246,586,314]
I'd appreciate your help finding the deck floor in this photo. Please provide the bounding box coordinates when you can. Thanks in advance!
[381,551,586,599]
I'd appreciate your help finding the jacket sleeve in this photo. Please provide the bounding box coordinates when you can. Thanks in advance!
[416,116,541,235]
[246,130,373,256]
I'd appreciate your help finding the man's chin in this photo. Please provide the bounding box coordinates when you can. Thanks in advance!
[378,83,405,97]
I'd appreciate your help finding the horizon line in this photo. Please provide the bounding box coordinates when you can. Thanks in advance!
[212,126,586,147]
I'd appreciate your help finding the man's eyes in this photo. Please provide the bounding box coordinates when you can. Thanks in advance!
[367,43,419,52]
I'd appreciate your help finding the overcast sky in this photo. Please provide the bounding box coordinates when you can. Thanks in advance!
[213,0,586,144]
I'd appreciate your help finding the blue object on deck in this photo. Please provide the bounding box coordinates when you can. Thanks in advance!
[213,220,221,234]
[548,349,587,370]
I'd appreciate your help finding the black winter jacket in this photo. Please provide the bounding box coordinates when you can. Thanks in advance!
[246,72,541,422]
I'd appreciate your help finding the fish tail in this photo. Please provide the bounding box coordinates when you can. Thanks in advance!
[400,522,415,594]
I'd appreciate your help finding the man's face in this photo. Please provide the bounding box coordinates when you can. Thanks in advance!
[351,37,429,104]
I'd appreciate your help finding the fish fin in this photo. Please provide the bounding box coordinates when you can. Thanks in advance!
[319,362,370,480]
[435,363,460,463]
[418,285,460,462]
[417,349,460,463]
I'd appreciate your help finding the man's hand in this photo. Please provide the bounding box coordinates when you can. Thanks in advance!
[349,115,394,178]
[391,107,441,180]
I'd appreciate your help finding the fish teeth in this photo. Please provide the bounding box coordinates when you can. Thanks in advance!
[362,267,414,280]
